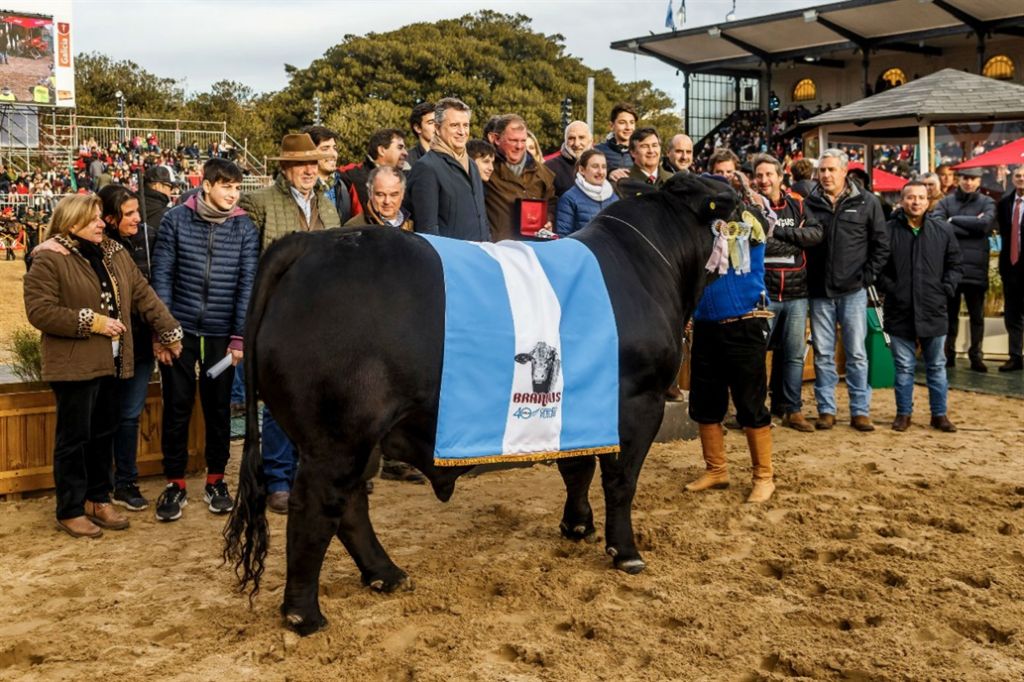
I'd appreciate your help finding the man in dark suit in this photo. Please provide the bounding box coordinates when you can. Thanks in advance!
[996,165,1024,371]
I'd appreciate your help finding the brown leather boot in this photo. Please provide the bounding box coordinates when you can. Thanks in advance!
[84,500,130,530]
[891,414,911,432]
[745,425,775,503]
[55,516,103,538]
[815,413,835,430]
[850,415,876,432]
[930,415,957,432]
[685,423,729,491]
[782,412,814,433]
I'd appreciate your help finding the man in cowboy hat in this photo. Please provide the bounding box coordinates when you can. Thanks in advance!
[239,133,342,513]
[240,133,342,251]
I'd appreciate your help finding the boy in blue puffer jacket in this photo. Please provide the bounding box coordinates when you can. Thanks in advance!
[150,159,259,522]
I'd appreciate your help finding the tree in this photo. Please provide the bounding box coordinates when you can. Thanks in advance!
[73,13,683,167]
[74,52,184,119]
[268,11,682,161]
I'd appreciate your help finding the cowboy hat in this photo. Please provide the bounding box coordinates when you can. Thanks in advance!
[267,133,332,162]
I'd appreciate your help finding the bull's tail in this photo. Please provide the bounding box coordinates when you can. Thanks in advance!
[223,234,309,600]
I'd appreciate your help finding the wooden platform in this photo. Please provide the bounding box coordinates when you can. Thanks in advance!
[0,381,206,497]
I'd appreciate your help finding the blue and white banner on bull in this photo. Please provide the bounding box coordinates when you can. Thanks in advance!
[420,235,620,466]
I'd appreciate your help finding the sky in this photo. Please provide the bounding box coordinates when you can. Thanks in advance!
[66,0,821,111]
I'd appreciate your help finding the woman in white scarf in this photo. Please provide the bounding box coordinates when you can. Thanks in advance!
[555,150,619,237]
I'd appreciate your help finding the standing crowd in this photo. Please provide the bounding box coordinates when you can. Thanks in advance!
[20,95,1024,536]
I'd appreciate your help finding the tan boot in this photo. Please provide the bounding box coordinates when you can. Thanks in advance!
[745,425,775,503]
[685,423,729,491]
[84,500,130,530]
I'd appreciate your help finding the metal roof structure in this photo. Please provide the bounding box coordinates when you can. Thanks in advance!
[611,0,1024,78]
[802,68,1024,126]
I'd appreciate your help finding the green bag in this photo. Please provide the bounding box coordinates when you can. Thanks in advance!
[865,306,895,389]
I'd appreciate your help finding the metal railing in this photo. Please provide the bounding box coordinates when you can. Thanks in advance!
[1,110,269,177]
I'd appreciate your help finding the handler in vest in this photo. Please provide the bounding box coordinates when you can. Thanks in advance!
[685,174,775,503]
[239,133,341,514]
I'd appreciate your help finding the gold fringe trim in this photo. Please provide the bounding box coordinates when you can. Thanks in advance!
[434,445,620,467]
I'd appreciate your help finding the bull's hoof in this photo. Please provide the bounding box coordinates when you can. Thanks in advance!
[606,547,646,574]
[363,567,411,593]
[282,610,328,636]
[559,520,597,543]
[614,558,647,574]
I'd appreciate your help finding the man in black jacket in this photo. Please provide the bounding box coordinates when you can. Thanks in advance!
[137,165,175,278]
[877,182,962,432]
[301,125,353,224]
[406,101,435,166]
[405,98,489,241]
[753,154,824,432]
[803,149,890,432]
[933,166,994,371]
[995,165,1024,372]
[545,120,592,198]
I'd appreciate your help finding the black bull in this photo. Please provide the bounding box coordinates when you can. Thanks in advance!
[225,173,740,635]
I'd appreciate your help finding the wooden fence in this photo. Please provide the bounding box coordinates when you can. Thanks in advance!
[0,381,206,497]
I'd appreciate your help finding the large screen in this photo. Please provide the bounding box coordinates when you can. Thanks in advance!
[0,12,57,105]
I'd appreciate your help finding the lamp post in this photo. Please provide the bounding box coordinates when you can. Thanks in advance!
[115,90,126,142]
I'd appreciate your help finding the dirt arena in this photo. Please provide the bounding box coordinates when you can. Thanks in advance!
[1,382,1022,681]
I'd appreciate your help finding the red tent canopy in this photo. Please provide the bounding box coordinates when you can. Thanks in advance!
[953,138,1024,170]
[849,162,909,193]
[2,16,51,29]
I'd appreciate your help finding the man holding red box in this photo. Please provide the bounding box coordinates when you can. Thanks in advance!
[484,114,556,242]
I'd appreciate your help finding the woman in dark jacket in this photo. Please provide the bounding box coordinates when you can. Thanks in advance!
[98,185,155,511]
[24,194,182,538]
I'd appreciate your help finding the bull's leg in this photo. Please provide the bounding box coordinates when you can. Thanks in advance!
[334,484,409,593]
[600,395,663,574]
[281,458,350,636]
[557,456,597,542]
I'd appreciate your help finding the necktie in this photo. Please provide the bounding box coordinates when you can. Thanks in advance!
[1013,196,1021,266]
[649,174,657,184]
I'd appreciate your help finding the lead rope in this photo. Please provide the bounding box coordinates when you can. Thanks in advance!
[599,214,674,271]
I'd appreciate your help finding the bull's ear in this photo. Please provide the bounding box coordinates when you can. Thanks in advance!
[514,354,530,364]
[701,190,738,222]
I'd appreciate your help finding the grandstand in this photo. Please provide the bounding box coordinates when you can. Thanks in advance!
[613,0,1024,172]
[0,107,271,194]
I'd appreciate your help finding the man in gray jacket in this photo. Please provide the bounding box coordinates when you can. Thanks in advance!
[932,167,995,372]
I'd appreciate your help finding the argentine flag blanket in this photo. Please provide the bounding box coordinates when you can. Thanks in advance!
[420,235,620,466]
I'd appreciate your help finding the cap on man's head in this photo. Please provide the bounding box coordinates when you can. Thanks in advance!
[144,165,176,186]
[955,166,983,178]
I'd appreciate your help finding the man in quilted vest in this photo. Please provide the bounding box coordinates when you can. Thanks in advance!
[238,134,341,514]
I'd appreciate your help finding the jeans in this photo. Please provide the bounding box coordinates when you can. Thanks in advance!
[262,407,297,493]
[810,289,871,417]
[158,334,233,479]
[767,298,809,414]
[51,377,119,519]
[112,359,154,488]
[890,335,947,417]
[231,366,246,404]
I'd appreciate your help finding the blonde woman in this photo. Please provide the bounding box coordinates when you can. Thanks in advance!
[24,194,182,538]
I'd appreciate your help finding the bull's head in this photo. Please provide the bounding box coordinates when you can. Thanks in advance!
[514,341,561,393]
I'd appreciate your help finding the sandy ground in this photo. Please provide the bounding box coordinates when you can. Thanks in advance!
[1,382,1022,681]
[0,260,29,364]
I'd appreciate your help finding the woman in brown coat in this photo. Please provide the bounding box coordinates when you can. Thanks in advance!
[24,194,183,538]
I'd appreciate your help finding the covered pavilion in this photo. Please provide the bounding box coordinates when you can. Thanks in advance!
[798,68,1024,175]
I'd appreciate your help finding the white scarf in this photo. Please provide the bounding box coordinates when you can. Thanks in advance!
[574,173,614,202]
